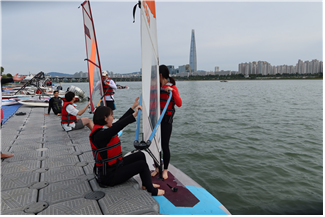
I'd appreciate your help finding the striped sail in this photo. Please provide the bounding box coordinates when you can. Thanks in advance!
[140,0,161,162]
[81,0,105,112]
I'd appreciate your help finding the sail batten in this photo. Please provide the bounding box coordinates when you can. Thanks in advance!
[81,0,105,112]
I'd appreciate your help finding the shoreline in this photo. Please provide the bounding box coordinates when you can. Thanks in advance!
[46,78,323,83]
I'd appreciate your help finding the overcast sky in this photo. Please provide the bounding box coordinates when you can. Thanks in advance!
[1,0,323,75]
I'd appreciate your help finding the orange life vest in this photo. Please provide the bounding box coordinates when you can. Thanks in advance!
[36,88,42,94]
[160,84,175,116]
[103,78,114,96]
[61,102,77,126]
[89,124,123,175]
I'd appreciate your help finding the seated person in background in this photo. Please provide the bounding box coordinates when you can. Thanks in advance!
[44,90,63,116]
[61,91,93,131]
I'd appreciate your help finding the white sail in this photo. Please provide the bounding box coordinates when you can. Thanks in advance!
[81,0,106,112]
[140,0,161,162]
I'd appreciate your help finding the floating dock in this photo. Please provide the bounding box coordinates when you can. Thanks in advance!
[1,106,159,215]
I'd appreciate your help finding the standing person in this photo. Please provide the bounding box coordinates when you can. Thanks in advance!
[101,71,117,111]
[151,65,182,180]
[1,74,25,159]
[61,91,94,131]
[90,97,164,196]
[44,90,62,116]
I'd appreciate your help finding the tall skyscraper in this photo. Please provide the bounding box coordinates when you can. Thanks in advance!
[189,29,197,73]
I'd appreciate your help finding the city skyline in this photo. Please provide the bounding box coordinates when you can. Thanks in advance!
[42,58,322,78]
[1,1,322,75]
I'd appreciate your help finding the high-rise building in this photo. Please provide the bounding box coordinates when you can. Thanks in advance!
[189,29,197,73]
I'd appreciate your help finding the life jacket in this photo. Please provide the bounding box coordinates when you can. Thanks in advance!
[89,124,123,175]
[36,88,42,94]
[103,78,114,96]
[160,84,175,117]
[61,102,77,126]
[52,97,62,114]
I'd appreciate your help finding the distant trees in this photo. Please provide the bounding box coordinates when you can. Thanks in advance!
[0,66,12,78]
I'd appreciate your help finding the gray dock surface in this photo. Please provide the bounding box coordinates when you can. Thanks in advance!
[1,106,159,215]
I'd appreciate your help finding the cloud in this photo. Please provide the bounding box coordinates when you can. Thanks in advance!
[1,1,322,74]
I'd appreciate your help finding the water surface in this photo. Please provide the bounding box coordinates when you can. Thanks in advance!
[60,80,323,214]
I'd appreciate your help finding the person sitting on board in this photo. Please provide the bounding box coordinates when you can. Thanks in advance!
[151,65,182,180]
[101,70,117,111]
[44,90,62,116]
[1,74,26,159]
[89,97,164,196]
[61,91,93,131]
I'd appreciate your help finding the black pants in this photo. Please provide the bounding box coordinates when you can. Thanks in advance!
[105,100,115,110]
[96,151,158,195]
[160,120,173,170]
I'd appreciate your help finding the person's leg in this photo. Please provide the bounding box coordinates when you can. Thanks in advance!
[1,153,14,159]
[113,152,163,195]
[161,121,173,179]
[80,117,94,130]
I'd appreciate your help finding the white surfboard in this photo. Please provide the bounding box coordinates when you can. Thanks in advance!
[18,101,49,107]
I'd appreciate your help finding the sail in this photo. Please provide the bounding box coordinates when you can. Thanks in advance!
[140,0,161,161]
[81,0,105,112]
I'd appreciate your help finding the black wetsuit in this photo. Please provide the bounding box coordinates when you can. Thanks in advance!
[91,108,158,195]
[47,97,62,115]
[1,78,13,84]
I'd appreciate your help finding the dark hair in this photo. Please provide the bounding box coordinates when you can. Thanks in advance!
[53,90,59,94]
[93,106,112,125]
[159,65,176,86]
[65,91,75,102]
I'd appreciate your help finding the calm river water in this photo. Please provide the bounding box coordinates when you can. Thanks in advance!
[60,80,323,215]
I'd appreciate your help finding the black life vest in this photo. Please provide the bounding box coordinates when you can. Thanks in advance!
[52,97,62,114]
[61,102,77,126]
[89,124,123,175]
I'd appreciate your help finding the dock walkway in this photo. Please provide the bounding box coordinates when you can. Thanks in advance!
[1,106,159,215]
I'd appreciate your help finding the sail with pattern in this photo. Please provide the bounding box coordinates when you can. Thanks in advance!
[81,0,106,112]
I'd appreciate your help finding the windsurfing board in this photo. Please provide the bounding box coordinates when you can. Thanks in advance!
[18,101,49,107]
[132,151,231,215]
[2,100,19,106]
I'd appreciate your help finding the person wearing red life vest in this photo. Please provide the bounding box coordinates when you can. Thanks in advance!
[101,71,117,111]
[89,97,164,196]
[61,91,94,131]
[151,65,182,180]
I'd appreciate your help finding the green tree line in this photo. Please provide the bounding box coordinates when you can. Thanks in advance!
[1,66,12,79]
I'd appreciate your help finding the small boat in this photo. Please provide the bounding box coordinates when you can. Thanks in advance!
[220,80,228,82]
[117,84,129,89]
